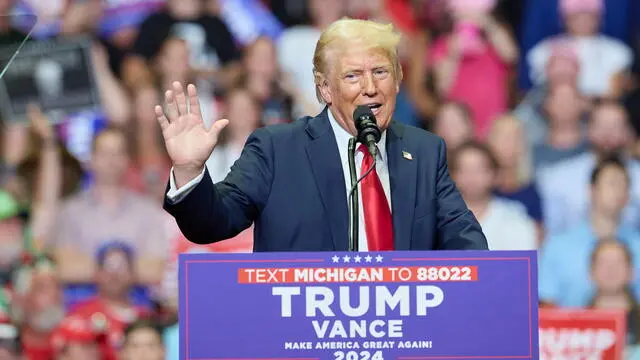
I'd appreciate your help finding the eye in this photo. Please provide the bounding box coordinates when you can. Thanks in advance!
[344,73,358,81]
[374,68,389,77]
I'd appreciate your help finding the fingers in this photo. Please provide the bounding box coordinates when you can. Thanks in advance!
[26,103,45,124]
[209,118,229,138]
[164,90,179,122]
[155,105,169,131]
[187,84,201,117]
[172,81,188,116]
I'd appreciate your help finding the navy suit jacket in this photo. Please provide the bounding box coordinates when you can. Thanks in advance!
[164,108,488,251]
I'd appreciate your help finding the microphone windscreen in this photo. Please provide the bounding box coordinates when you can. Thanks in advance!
[353,105,374,122]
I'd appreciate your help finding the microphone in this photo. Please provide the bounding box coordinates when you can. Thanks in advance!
[353,105,381,157]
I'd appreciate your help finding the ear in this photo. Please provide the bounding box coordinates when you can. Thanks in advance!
[396,67,403,94]
[315,71,332,104]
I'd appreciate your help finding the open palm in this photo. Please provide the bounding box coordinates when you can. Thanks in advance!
[156,82,229,171]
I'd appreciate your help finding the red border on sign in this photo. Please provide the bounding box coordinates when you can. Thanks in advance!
[184,256,534,360]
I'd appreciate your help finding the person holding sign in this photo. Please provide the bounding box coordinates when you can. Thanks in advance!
[588,239,640,346]
[156,18,488,252]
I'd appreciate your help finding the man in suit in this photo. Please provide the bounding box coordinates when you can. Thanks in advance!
[156,18,488,251]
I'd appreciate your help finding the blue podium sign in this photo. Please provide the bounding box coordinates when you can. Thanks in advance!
[179,250,538,359]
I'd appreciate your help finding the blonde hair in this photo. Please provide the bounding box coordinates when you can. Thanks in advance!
[312,18,403,103]
[487,114,533,185]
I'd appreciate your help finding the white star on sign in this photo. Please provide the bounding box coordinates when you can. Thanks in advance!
[342,255,351,263]
[364,255,373,263]
[354,255,362,263]
[375,255,384,263]
[332,255,340,263]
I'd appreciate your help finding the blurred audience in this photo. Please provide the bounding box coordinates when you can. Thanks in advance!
[532,82,589,170]
[539,156,640,307]
[588,239,640,345]
[242,36,295,126]
[0,0,637,356]
[527,0,633,98]
[50,314,105,360]
[450,141,537,250]
[538,100,640,234]
[429,0,518,139]
[66,242,151,360]
[515,42,582,146]
[50,127,170,285]
[123,0,242,91]
[205,87,262,183]
[11,256,64,359]
[277,0,344,117]
[120,320,165,360]
[432,101,474,156]
[486,115,544,241]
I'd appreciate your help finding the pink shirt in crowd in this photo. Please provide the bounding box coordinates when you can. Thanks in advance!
[430,36,509,139]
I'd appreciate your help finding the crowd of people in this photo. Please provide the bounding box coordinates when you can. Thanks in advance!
[0,0,637,358]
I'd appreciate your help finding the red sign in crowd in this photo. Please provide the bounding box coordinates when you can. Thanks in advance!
[539,309,627,360]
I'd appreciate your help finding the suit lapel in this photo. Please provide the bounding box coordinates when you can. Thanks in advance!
[387,122,417,250]
[305,108,349,250]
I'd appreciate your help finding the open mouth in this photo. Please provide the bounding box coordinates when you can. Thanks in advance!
[366,103,383,115]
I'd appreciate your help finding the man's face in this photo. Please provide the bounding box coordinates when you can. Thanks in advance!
[91,132,129,185]
[158,39,191,80]
[544,83,583,127]
[433,103,473,151]
[97,249,133,298]
[591,244,632,295]
[547,56,579,87]
[226,91,261,137]
[25,272,65,332]
[565,12,600,36]
[588,105,631,157]
[452,149,495,202]
[122,328,165,360]
[244,38,277,79]
[591,165,629,217]
[319,43,399,135]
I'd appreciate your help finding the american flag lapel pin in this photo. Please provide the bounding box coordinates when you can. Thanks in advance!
[402,151,413,160]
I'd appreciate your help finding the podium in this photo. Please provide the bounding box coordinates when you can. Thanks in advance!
[179,250,539,359]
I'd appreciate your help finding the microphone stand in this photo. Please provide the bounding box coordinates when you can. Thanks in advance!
[347,137,359,252]
[347,137,378,252]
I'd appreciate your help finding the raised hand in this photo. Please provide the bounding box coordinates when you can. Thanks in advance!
[27,104,54,140]
[156,81,229,186]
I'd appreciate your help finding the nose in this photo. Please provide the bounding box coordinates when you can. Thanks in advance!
[361,72,377,97]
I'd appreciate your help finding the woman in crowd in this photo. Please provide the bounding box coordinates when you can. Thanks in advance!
[429,0,519,139]
[589,239,640,346]
[486,114,544,243]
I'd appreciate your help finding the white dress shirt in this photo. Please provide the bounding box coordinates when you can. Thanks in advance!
[166,110,392,251]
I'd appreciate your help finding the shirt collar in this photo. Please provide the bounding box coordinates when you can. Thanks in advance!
[326,108,387,164]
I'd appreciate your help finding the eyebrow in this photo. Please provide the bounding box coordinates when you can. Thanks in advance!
[340,65,392,76]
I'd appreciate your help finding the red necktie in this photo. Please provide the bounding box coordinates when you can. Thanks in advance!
[358,144,394,251]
